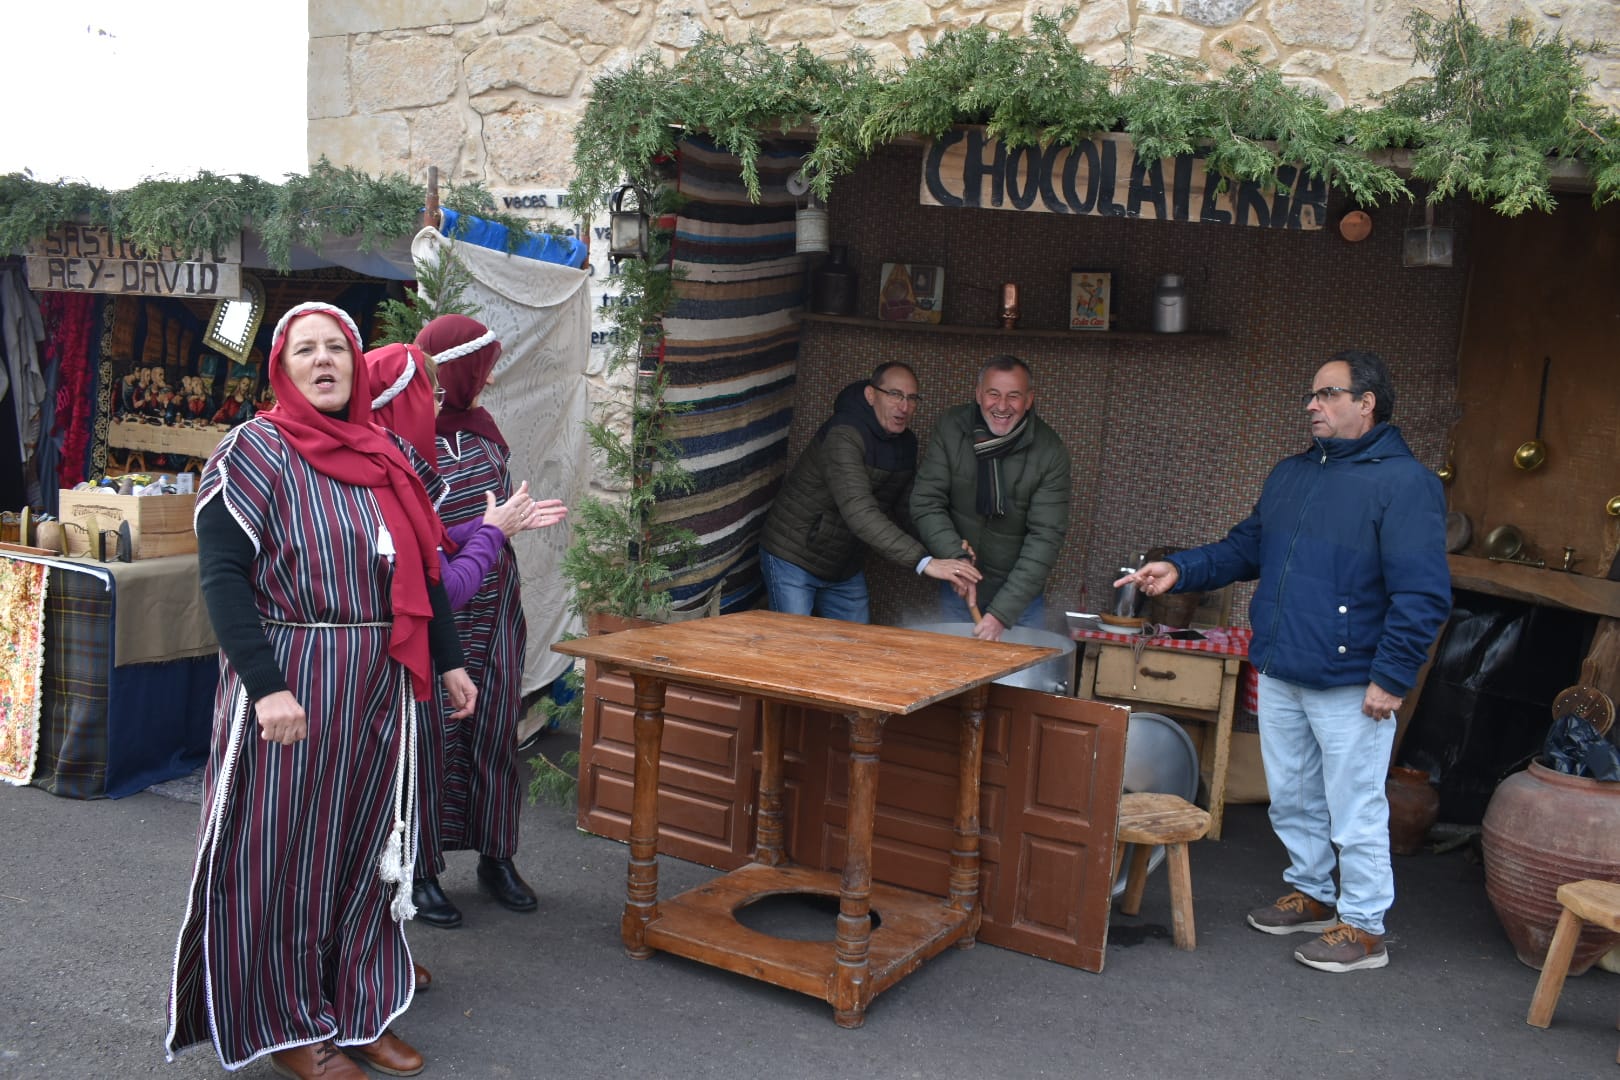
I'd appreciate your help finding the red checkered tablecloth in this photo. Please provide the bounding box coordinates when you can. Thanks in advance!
[1073,626,1260,715]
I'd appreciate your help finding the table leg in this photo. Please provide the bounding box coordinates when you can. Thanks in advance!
[831,709,885,1029]
[623,673,667,959]
[1206,659,1238,840]
[755,699,786,866]
[949,684,987,946]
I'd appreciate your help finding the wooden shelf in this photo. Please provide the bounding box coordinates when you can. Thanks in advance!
[800,313,1223,342]
[1448,554,1620,618]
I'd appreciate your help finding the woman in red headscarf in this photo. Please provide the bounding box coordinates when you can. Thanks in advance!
[410,314,543,924]
[364,341,565,929]
[166,303,477,1080]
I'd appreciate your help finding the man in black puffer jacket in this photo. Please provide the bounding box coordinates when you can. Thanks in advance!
[759,362,981,622]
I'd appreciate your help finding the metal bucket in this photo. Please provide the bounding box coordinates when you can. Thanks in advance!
[906,622,1076,695]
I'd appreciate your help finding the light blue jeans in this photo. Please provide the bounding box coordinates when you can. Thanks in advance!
[1257,674,1397,935]
[760,549,870,623]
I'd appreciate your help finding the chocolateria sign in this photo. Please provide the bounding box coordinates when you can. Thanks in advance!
[920,128,1327,230]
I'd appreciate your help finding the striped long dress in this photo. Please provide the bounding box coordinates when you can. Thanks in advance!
[435,430,527,857]
[166,419,433,1069]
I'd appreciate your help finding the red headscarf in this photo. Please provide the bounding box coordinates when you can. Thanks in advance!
[417,314,507,452]
[262,302,443,701]
[364,342,439,465]
[364,341,456,554]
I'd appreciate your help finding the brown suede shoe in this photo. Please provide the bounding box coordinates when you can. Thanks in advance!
[1246,890,1338,935]
[270,1040,367,1080]
[1294,922,1389,972]
[413,961,431,992]
[351,1030,425,1077]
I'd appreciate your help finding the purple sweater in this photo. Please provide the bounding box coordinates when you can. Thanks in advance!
[439,519,507,610]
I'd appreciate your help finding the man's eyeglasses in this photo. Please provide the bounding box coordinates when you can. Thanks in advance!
[433,387,446,405]
[871,385,922,406]
[1301,386,1361,407]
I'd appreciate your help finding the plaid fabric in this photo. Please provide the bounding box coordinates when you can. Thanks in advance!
[30,566,114,798]
[25,563,213,799]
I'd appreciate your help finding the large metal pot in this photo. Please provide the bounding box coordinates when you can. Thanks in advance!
[907,622,1076,695]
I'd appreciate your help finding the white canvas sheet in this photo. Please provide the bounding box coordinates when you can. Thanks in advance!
[411,227,590,704]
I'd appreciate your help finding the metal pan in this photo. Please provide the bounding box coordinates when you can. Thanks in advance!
[1484,523,1524,561]
[1445,510,1471,554]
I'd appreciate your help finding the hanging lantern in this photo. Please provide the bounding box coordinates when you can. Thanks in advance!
[608,183,650,266]
[788,170,829,254]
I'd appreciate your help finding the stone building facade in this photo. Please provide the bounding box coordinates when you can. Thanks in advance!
[308,0,1620,189]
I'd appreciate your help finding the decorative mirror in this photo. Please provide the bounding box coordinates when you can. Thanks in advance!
[204,272,266,364]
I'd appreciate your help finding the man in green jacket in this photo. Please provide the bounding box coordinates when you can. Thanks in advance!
[759,362,981,622]
[910,355,1071,641]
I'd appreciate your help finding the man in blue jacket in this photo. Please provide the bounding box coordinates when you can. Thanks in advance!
[1118,350,1450,973]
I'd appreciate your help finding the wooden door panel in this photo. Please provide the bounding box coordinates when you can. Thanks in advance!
[576,663,760,870]
[983,688,1129,972]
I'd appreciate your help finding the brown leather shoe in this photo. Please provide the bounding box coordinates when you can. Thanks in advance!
[269,1040,367,1080]
[413,961,431,992]
[351,1029,425,1077]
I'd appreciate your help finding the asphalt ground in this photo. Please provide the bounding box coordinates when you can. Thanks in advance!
[1,733,1616,1080]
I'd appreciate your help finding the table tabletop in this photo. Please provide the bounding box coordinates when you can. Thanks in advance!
[554,610,1059,715]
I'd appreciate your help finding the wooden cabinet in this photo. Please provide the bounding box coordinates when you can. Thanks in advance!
[577,661,1130,971]
[1077,639,1242,840]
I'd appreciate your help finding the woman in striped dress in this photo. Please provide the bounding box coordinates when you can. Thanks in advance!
[410,314,538,921]
[166,303,476,1080]
[364,342,565,930]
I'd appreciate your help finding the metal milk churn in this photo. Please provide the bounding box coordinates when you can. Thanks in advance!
[1152,273,1188,334]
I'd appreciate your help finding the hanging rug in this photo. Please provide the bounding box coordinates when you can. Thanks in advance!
[0,558,49,785]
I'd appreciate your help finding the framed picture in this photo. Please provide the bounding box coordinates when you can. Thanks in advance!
[1069,270,1111,331]
[878,262,945,324]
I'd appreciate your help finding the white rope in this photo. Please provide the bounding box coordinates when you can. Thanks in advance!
[271,301,363,351]
[370,353,417,410]
[429,328,497,365]
[378,679,419,922]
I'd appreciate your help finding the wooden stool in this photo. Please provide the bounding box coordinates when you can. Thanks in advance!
[1113,792,1211,950]
[1526,879,1620,1063]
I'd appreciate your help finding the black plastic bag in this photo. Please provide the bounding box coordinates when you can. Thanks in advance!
[1543,714,1620,781]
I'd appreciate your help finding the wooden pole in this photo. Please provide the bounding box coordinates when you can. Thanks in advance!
[423,165,440,230]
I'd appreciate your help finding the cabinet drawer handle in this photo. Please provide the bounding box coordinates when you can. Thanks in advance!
[1139,667,1177,681]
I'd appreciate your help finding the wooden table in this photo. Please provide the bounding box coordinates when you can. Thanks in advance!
[553,610,1058,1027]
[1075,635,1242,839]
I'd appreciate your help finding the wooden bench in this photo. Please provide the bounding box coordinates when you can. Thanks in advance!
[1526,879,1620,1064]
[1113,792,1211,950]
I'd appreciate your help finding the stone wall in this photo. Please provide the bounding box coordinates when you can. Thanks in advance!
[308,0,1620,187]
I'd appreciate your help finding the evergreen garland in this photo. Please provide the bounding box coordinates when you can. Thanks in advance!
[568,5,1617,213]
[0,158,537,266]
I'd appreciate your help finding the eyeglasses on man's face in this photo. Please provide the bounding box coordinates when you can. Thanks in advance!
[872,385,922,406]
[1301,386,1361,408]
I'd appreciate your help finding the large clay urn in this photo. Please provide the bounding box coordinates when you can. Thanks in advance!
[1480,760,1620,972]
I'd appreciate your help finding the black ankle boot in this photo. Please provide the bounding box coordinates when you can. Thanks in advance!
[476,855,537,912]
[411,877,463,929]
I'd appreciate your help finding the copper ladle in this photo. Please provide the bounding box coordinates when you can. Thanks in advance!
[1513,357,1550,471]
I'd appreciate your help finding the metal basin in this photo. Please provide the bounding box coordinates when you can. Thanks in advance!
[1114,712,1201,899]
[907,622,1076,695]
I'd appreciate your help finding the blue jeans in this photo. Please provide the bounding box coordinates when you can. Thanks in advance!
[1257,674,1397,935]
[760,550,870,623]
[935,581,1046,630]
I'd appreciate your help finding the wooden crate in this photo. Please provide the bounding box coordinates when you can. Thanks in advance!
[56,490,198,560]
